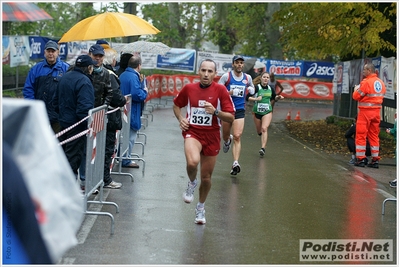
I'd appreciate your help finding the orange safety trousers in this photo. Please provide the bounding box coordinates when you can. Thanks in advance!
[355,108,381,161]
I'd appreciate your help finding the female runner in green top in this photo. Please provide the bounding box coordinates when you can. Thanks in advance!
[247,71,284,156]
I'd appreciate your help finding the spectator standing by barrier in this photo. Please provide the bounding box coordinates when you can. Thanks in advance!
[173,59,235,224]
[97,40,118,72]
[23,40,69,134]
[119,55,148,168]
[345,115,371,164]
[53,55,96,177]
[247,72,283,156]
[218,55,255,175]
[353,63,386,168]
[116,53,134,76]
[77,44,115,190]
[102,48,127,189]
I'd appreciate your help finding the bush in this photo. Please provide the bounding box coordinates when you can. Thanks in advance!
[325,115,353,130]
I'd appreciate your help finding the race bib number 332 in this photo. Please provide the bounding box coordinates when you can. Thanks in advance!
[190,107,212,126]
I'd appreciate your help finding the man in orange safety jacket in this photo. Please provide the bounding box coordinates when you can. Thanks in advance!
[352,62,386,168]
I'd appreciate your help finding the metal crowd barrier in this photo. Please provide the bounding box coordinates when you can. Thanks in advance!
[83,105,119,235]
[382,198,397,215]
[111,95,146,179]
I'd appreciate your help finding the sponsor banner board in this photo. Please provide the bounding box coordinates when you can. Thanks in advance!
[279,80,333,100]
[28,36,67,60]
[63,41,96,65]
[3,36,10,65]
[9,36,30,67]
[196,51,241,76]
[379,57,395,100]
[144,74,333,102]
[267,60,304,78]
[303,61,335,80]
[156,48,196,72]
[141,52,158,69]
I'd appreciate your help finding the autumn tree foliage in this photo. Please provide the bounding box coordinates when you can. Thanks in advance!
[273,2,396,61]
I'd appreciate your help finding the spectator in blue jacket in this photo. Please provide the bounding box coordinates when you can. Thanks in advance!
[119,55,148,168]
[53,55,96,176]
[23,40,69,133]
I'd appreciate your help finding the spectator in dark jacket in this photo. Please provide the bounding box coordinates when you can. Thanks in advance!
[53,55,96,176]
[115,53,133,76]
[77,44,115,189]
[345,116,371,164]
[23,40,69,133]
[101,48,127,189]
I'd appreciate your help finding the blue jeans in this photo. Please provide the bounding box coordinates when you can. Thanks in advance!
[122,128,138,166]
[79,145,86,183]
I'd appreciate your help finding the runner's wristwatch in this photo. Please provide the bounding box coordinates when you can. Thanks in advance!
[214,109,219,116]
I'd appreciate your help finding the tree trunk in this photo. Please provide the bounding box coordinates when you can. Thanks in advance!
[193,4,203,51]
[215,3,235,54]
[123,3,139,43]
[168,3,185,48]
[265,3,283,60]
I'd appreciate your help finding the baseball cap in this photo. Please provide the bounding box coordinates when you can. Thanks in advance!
[232,55,245,63]
[75,55,97,67]
[44,40,59,51]
[96,39,111,49]
[89,44,105,55]
[96,39,109,46]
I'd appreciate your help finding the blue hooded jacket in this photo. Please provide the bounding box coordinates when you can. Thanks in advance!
[23,57,69,124]
[119,67,148,131]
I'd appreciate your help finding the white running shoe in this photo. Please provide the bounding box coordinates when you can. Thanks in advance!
[183,179,197,203]
[195,208,206,224]
[103,181,122,189]
[223,134,233,153]
[230,162,241,175]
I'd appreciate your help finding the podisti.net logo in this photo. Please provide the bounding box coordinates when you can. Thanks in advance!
[300,239,393,262]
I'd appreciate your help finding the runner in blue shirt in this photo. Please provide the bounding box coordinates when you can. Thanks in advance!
[218,55,255,175]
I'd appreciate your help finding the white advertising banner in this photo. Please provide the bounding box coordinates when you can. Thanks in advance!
[342,61,350,94]
[196,51,234,76]
[141,52,158,69]
[380,56,396,100]
[65,41,96,65]
[9,36,30,67]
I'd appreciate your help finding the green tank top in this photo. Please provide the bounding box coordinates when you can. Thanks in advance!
[252,84,273,115]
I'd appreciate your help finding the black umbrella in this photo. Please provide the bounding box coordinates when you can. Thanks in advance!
[243,57,257,73]
[243,57,261,79]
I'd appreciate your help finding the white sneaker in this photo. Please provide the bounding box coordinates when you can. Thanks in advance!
[103,181,122,189]
[223,134,233,153]
[183,179,197,203]
[230,162,241,175]
[195,208,206,224]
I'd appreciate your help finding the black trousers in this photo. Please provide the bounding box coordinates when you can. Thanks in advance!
[347,137,371,156]
[103,130,117,186]
[62,126,86,175]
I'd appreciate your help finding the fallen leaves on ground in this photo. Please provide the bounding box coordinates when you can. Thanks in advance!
[284,120,396,159]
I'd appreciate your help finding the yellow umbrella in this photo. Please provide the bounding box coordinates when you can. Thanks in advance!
[58,12,160,43]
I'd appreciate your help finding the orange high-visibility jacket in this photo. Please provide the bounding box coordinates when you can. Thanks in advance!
[353,73,386,108]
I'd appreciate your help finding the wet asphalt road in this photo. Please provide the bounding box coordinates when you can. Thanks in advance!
[60,99,396,265]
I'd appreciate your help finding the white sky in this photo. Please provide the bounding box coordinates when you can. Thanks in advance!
[93,2,123,12]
